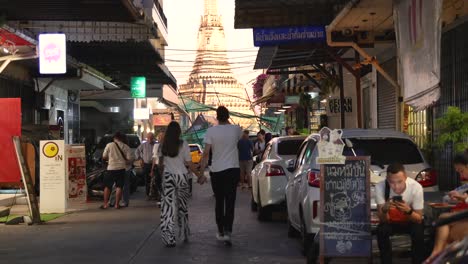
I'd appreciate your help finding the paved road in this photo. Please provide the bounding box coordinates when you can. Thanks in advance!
[0,181,305,264]
[1,176,438,263]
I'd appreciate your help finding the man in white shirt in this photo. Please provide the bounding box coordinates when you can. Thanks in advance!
[102,132,133,209]
[199,106,242,246]
[375,163,425,264]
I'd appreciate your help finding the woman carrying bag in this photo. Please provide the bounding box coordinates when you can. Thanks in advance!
[158,121,202,247]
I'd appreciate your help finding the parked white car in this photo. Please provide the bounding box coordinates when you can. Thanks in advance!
[251,136,306,221]
[285,129,438,261]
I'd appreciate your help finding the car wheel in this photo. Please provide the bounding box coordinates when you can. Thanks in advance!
[305,235,319,264]
[257,186,271,221]
[300,214,313,256]
[251,193,258,212]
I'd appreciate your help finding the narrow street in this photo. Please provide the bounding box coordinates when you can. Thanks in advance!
[0,181,305,264]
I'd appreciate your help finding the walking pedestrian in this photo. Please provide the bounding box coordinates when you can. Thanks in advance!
[158,121,201,247]
[101,132,133,209]
[253,130,266,156]
[199,106,242,246]
[151,131,165,206]
[109,134,134,207]
[136,132,156,200]
[238,130,253,189]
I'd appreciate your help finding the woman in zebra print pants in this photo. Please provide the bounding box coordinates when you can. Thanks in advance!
[158,121,203,247]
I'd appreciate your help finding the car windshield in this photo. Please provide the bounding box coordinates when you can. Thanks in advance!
[190,146,200,152]
[277,139,304,156]
[342,138,423,165]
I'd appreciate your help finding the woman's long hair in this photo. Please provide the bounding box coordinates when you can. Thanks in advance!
[161,121,182,158]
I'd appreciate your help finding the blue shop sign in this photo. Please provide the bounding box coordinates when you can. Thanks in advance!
[253,26,326,47]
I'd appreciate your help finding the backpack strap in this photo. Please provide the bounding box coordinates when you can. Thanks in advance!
[385,180,390,201]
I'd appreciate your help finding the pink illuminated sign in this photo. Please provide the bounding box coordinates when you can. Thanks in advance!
[39,34,66,74]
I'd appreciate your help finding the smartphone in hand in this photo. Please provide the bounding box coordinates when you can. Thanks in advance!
[392,195,403,202]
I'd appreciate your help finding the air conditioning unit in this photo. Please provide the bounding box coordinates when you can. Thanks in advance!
[357,31,375,44]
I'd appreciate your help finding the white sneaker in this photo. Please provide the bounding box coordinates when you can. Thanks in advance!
[223,232,232,246]
[216,232,225,241]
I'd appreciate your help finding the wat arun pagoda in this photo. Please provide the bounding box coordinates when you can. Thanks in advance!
[179,0,254,129]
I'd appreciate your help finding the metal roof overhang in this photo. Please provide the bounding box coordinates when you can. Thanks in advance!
[0,0,143,22]
[67,40,177,88]
[234,0,350,29]
[254,44,349,70]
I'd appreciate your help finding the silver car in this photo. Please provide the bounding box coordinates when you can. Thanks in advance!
[251,136,306,221]
[285,129,438,261]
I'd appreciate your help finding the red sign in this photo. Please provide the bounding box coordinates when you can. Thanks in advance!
[152,114,172,126]
[0,28,34,46]
[0,98,22,183]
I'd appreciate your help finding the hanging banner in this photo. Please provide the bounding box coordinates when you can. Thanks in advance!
[394,0,443,111]
[66,145,87,203]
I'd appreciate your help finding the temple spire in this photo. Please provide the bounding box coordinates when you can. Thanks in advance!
[204,0,218,16]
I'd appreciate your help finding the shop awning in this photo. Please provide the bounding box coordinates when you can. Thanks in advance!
[254,44,348,70]
[234,0,349,29]
[67,40,177,88]
[0,0,143,22]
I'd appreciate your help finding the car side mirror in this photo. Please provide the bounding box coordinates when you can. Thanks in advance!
[287,159,296,172]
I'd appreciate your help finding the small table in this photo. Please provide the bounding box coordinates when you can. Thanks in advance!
[426,202,456,221]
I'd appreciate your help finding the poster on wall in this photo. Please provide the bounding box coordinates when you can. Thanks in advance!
[0,98,22,183]
[40,140,67,213]
[66,145,87,203]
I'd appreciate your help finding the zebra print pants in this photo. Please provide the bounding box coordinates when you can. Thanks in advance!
[160,171,190,245]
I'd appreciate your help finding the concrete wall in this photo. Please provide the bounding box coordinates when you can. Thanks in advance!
[326,67,358,129]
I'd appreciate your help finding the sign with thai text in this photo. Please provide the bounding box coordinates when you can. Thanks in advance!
[131,77,146,98]
[253,26,326,47]
[39,34,66,74]
[320,156,371,258]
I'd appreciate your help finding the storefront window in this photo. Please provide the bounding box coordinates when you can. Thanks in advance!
[403,105,427,148]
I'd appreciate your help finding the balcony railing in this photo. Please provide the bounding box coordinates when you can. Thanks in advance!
[153,0,168,29]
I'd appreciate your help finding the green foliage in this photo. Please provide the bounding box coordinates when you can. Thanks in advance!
[435,106,468,153]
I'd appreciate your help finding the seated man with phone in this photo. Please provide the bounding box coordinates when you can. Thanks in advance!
[376,163,425,264]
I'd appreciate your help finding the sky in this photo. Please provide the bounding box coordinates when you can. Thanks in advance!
[164,0,262,93]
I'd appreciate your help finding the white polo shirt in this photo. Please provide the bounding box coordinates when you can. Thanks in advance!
[375,177,424,210]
